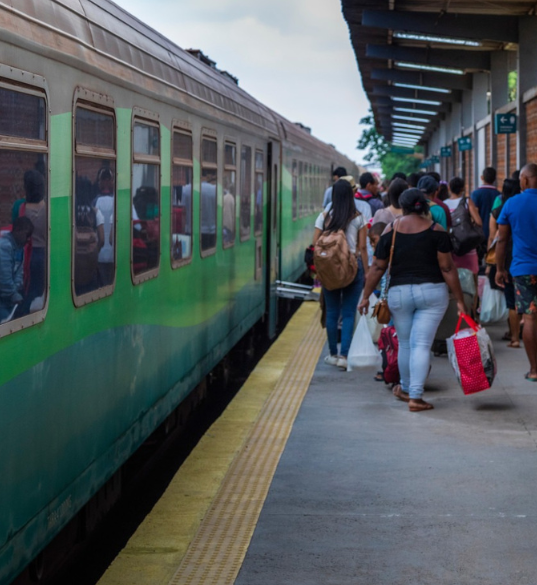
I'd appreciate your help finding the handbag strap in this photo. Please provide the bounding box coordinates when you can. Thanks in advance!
[455,313,480,333]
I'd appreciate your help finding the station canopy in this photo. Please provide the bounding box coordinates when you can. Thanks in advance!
[341,0,537,147]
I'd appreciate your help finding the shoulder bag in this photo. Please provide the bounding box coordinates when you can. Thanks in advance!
[372,221,398,324]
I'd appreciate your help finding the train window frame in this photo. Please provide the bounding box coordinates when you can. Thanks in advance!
[222,139,237,249]
[72,89,117,307]
[0,69,49,338]
[240,143,253,242]
[131,107,161,285]
[199,130,218,258]
[171,122,194,269]
[254,149,264,236]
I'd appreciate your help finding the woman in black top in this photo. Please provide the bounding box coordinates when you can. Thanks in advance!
[358,189,467,412]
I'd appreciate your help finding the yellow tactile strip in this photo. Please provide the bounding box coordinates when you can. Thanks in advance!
[96,302,324,585]
[168,306,325,585]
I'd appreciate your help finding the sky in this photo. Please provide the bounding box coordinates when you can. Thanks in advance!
[110,0,371,165]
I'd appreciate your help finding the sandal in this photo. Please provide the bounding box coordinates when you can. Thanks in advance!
[409,399,434,412]
[392,385,410,402]
[374,371,384,382]
[525,372,537,382]
[507,341,520,348]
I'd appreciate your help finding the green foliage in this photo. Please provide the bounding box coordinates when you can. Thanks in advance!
[357,112,422,179]
[508,70,517,103]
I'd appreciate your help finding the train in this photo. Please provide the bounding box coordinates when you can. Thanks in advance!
[0,1,362,583]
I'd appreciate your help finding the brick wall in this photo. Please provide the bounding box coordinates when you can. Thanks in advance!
[496,134,507,187]
[526,98,537,163]
[509,131,517,177]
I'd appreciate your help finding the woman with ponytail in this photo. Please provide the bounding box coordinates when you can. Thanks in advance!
[358,188,467,412]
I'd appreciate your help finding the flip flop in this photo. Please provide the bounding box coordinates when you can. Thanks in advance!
[525,372,537,382]
[374,371,384,382]
[393,385,410,402]
[507,341,520,348]
[409,400,434,412]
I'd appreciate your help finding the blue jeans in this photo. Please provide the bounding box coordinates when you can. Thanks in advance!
[388,283,449,399]
[323,264,364,357]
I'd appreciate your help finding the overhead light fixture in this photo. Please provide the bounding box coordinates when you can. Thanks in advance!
[394,82,451,94]
[392,134,421,141]
[392,114,431,123]
[392,122,427,130]
[395,107,439,116]
[396,62,465,75]
[392,140,418,146]
[392,129,424,136]
[392,96,442,106]
[393,31,481,47]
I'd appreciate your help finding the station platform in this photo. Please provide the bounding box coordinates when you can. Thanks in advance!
[97,302,537,585]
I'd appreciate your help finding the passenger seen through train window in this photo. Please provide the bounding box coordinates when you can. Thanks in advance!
[201,137,217,253]
[0,86,48,325]
[172,131,193,264]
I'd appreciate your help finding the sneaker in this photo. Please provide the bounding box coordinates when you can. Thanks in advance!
[336,356,348,370]
[324,355,339,366]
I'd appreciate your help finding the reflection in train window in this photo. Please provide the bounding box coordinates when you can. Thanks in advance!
[132,119,160,280]
[0,85,48,328]
[223,142,236,248]
[240,145,252,240]
[172,130,193,266]
[200,136,217,254]
[74,105,116,301]
[254,150,263,235]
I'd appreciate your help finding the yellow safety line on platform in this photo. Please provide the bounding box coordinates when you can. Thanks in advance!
[168,306,325,585]
[96,302,324,585]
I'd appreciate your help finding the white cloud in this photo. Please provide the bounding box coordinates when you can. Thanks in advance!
[112,0,370,162]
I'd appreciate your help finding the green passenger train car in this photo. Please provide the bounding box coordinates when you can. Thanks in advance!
[0,1,360,583]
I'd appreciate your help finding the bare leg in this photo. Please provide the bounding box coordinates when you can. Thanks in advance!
[522,313,537,379]
[508,309,522,347]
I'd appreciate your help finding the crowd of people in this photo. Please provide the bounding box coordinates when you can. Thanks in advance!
[314,163,537,412]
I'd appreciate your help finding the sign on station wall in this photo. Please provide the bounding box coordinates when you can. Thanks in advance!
[458,136,472,151]
[495,113,517,134]
[441,146,452,157]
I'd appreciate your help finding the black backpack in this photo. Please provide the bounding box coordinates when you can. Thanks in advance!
[449,198,485,256]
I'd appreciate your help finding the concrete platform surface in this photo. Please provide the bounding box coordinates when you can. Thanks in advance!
[235,322,537,585]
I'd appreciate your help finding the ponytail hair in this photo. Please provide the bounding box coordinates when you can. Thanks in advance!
[399,188,430,216]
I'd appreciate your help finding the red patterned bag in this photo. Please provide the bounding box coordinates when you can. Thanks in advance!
[447,314,496,395]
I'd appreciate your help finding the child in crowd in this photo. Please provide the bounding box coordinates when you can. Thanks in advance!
[368,222,387,381]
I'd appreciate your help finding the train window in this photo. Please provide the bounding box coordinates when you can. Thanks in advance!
[240,145,252,241]
[223,142,236,248]
[73,105,116,304]
[254,150,263,235]
[0,83,48,332]
[200,136,217,255]
[292,159,297,221]
[132,118,160,283]
[172,130,193,267]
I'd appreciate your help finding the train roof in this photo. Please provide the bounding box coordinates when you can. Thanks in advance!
[2,0,358,166]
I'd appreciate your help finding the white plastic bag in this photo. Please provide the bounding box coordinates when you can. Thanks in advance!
[347,314,382,370]
[355,293,382,342]
[480,278,508,324]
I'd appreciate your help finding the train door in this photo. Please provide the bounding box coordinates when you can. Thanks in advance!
[265,140,281,339]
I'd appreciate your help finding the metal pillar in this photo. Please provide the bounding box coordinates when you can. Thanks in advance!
[518,17,537,167]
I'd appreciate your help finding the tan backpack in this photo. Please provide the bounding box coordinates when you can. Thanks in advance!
[314,216,358,290]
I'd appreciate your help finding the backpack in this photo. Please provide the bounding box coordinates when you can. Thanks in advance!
[313,215,357,290]
[377,325,400,384]
[450,198,485,256]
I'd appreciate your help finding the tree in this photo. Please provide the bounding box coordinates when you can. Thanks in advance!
[357,113,422,179]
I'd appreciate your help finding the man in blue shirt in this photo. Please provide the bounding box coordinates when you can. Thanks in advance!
[496,163,537,381]
[471,167,501,240]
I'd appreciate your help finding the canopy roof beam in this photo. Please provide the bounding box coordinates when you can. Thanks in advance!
[371,68,472,91]
[361,9,519,44]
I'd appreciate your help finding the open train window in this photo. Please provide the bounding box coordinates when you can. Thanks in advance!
[200,133,217,256]
[132,109,160,284]
[0,75,49,335]
[240,145,252,241]
[73,91,116,306]
[171,127,193,267]
[292,159,298,221]
[223,141,237,248]
[254,150,263,236]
